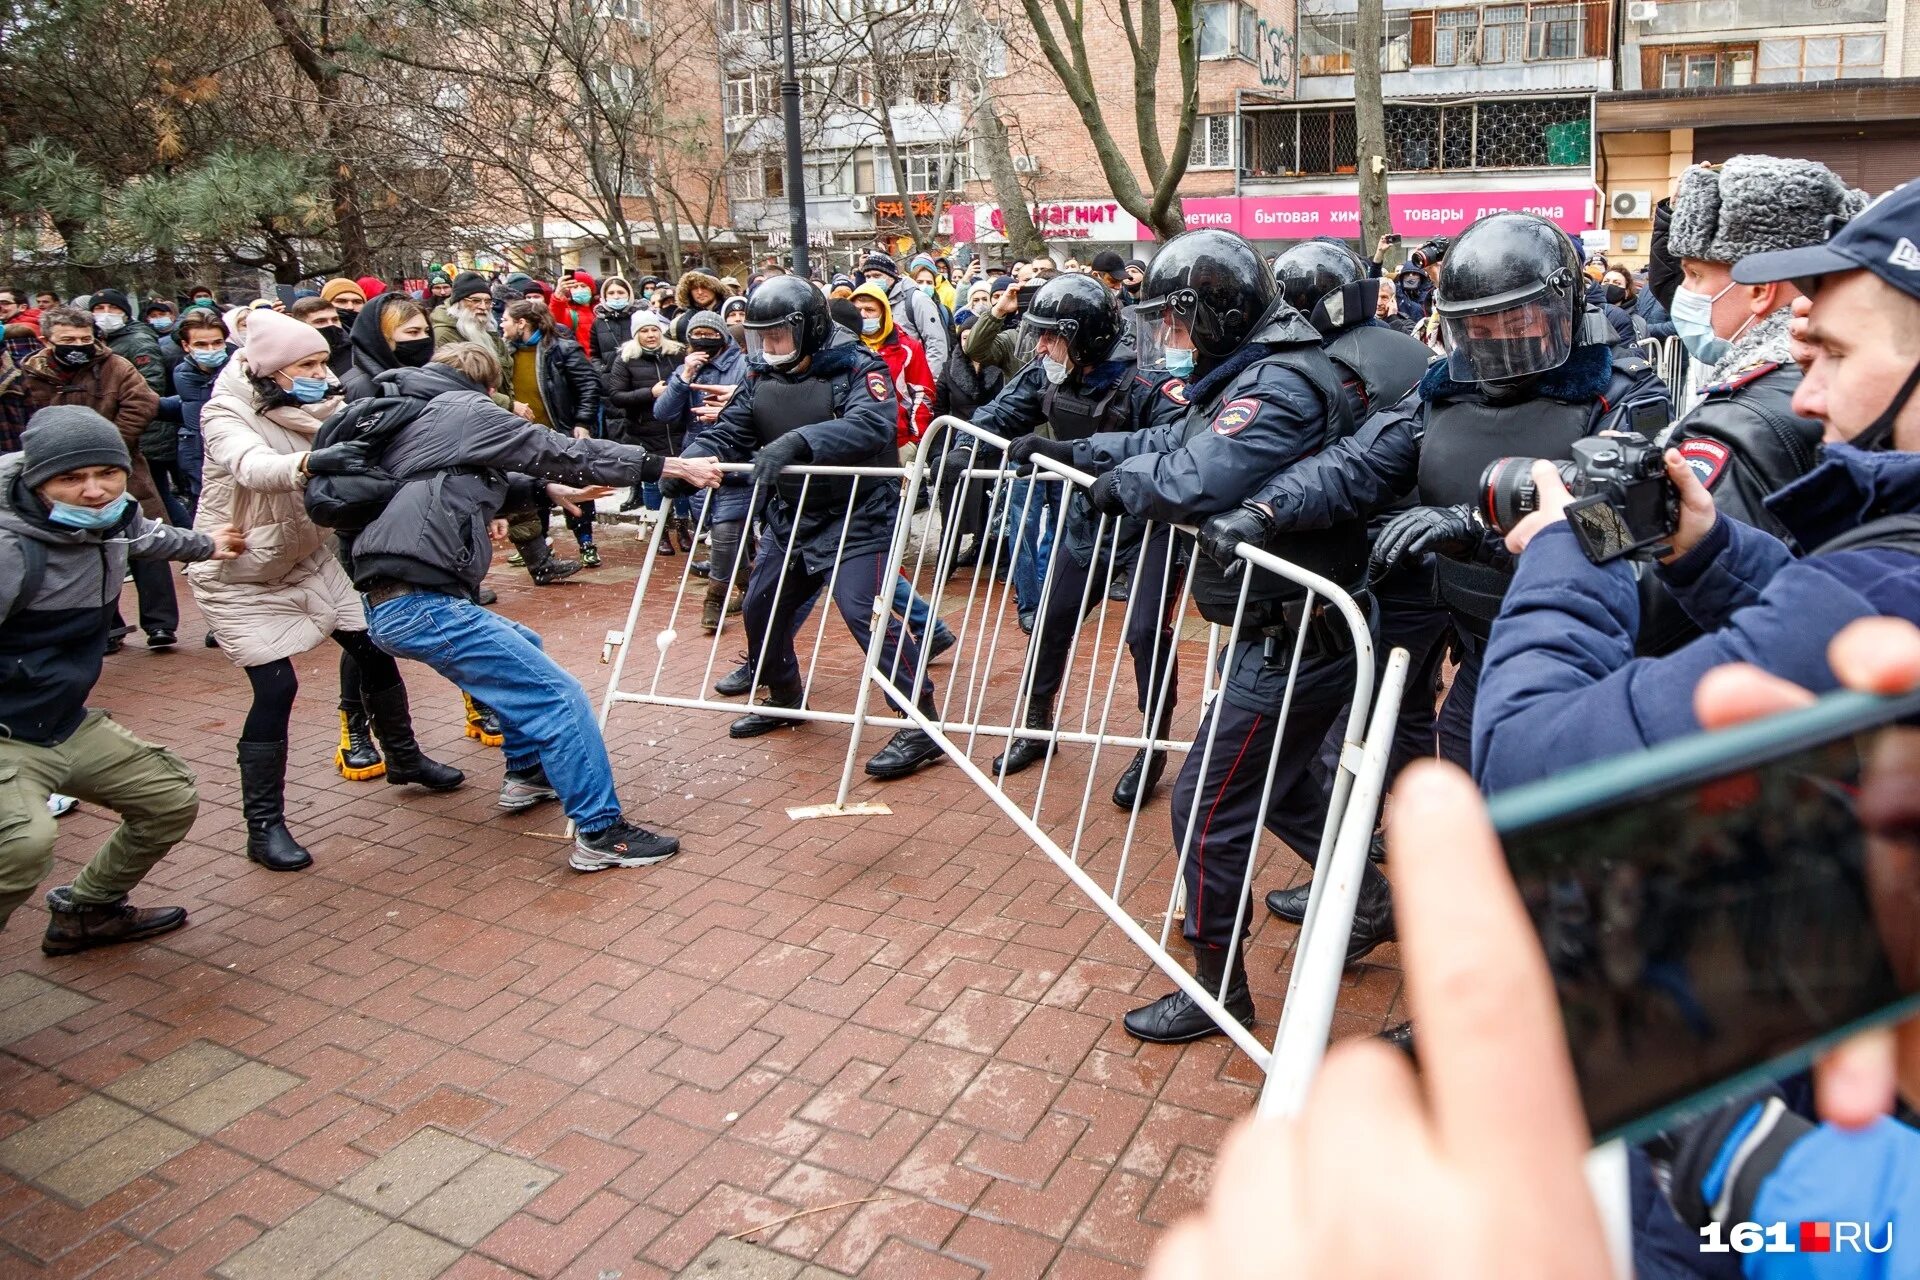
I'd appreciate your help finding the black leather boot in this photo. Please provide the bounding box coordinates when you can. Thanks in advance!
[42,885,187,955]
[730,685,805,738]
[991,699,1055,777]
[363,686,465,791]
[237,741,312,871]
[334,707,384,780]
[1122,944,1255,1044]
[1111,705,1174,810]
[1267,861,1394,965]
[865,727,944,779]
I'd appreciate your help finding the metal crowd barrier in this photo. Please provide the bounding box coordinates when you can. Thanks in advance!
[592,418,1408,1117]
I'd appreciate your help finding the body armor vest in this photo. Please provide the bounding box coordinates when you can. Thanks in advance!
[1043,376,1132,441]
[750,372,853,508]
[1324,325,1432,422]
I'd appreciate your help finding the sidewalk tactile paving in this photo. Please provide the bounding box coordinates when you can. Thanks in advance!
[0,542,1407,1275]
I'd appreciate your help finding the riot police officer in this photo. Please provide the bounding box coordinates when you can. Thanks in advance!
[945,273,1189,808]
[677,276,945,780]
[1014,229,1370,1044]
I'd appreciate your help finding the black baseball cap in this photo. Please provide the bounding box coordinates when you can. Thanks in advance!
[1734,181,1920,303]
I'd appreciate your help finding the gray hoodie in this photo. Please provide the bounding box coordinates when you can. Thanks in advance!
[0,452,214,744]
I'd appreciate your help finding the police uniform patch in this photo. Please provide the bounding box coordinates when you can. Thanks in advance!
[1211,398,1260,436]
[1678,438,1731,489]
[866,371,890,402]
[1160,378,1189,406]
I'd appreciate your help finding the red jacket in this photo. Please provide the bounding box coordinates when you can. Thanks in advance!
[549,271,598,350]
[873,330,934,446]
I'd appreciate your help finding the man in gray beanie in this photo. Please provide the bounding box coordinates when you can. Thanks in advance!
[0,407,244,954]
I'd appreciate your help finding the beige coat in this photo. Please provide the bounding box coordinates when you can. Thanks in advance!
[189,356,363,667]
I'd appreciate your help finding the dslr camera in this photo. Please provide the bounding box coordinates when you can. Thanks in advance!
[1479,431,1679,564]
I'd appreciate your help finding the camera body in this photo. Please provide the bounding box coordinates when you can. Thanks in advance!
[1480,431,1679,564]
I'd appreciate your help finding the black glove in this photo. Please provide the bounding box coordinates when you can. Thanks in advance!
[932,446,979,495]
[1007,433,1075,475]
[303,438,378,477]
[751,431,812,490]
[658,476,694,503]
[1199,504,1275,569]
[1367,503,1476,582]
[1084,470,1126,517]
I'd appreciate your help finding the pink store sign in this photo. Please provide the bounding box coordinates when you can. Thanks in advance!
[1181,189,1593,237]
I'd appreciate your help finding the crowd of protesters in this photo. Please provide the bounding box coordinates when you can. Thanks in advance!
[3,156,1918,1279]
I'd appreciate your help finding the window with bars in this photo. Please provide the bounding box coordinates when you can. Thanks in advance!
[1757,33,1883,82]
[1192,114,1237,169]
[1434,8,1478,65]
[1297,10,1416,73]
[1405,1,1606,67]
[1243,97,1589,177]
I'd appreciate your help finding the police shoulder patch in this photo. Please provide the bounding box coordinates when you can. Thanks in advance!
[1160,377,1189,406]
[1704,360,1781,396]
[1211,397,1260,436]
[1678,438,1732,489]
[866,370,890,401]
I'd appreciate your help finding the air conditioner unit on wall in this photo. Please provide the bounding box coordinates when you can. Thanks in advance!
[1626,1,1658,21]
[1611,189,1654,221]
[850,194,873,214]
[1012,154,1039,173]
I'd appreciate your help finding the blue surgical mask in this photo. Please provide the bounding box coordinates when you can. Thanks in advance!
[604,297,631,311]
[1163,346,1195,378]
[860,317,881,336]
[190,348,229,371]
[1041,356,1070,385]
[1669,282,1732,365]
[47,493,132,529]
[571,288,592,304]
[149,316,175,334]
[288,375,333,404]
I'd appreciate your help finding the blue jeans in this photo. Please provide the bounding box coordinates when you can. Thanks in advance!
[366,591,623,832]
[890,574,952,643]
[1004,480,1054,616]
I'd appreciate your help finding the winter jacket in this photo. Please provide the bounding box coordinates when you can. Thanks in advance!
[1586,279,1643,346]
[341,364,664,600]
[158,356,222,488]
[0,328,42,452]
[105,321,169,397]
[342,294,425,402]
[526,334,602,433]
[548,277,599,350]
[606,336,683,452]
[0,451,213,745]
[852,285,934,446]
[674,270,736,317]
[1632,287,1675,340]
[429,304,515,408]
[661,339,752,524]
[885,277,949,373]
[1473,443,1920,792]
[190,355,362,668]
[932,343,1007,425]
[961,308,1021,375]
[1648,197,1681,313]
[587,301,636,374]
[14,344,165,520]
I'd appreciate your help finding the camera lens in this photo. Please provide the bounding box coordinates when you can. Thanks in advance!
[1478,456,1541,534]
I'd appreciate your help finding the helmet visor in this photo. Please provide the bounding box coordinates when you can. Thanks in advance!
[1136,286,1248,358]
[1440,292,1576,384]
[1013,315,1075,370]
[744,317,804,369]
[1126,298,1189,370]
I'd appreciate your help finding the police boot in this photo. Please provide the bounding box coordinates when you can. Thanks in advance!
[334,707,385,781]
[991,699,1055,777]
[41,886,187,956]
[715,655,757,697]
[237,741,312,872]
[865,726,945,780]
[363,686,466,791]
[1122,944,1255,1044]
[1265,835,1388,924]
[1264,860,1394,966]
[1111,704,1174,810]
[730,685,805,738]
[1380,1020,1415,1059]
[463,693,504,748]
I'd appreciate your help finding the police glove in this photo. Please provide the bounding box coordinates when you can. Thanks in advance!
[752,431,812,490]
[303,438,379,477]
[1368,503,1475,582]
[1199,504,1275,569]
[1084,470,1127,517]
[1007,433,1075,475]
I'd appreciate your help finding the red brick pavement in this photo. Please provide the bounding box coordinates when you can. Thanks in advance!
[0,529,1405,1277]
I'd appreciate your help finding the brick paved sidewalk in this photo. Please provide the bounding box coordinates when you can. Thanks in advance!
[0,529,1405,1278]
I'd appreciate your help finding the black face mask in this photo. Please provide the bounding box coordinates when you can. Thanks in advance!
[690,337,725,354]
[392,335,435,368]
[336,307,361,325]
[52,343,95,369]
[1846,359,1920,452]
[320,325,350,355]
[1603,283,1628,305]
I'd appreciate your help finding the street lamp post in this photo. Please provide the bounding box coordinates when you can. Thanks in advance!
[778,0,810,278]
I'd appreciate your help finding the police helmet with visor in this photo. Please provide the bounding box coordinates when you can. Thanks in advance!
[1272,239,1368,319]
[742,276,831,371]
[1433,212,1583,386]
[1013,274,1122,373]
[1129,229,1277,369]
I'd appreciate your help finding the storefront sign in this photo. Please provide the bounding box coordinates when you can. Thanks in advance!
[952,201,1145,244]
[1181,188,1594,237]
[874,195,947,224]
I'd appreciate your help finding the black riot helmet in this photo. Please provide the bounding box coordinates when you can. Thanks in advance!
[1131,229,1277,368]
[741,275,831,371]
[1432,212,1583,387]
[1014,273,1122,371]
[1272,239,1367,318]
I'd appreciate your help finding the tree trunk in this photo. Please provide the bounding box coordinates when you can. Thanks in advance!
[972,91,1043,259]
[1353,0,1391,253]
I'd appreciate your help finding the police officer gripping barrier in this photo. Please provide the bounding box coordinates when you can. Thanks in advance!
[944,273,1190,808]
[674,276,946,781]
[1015,229,1368,1045]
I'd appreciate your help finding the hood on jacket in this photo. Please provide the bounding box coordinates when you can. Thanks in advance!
[376,364,488,402]
[349,293,418,374]
[850,283,895,349]
[596,275,634,318]
[676,270,734,312]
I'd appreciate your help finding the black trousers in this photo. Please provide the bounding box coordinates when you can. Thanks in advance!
[110,557,180,638]
[1026,525,1183,718]
[741,546,937,712]
[1435,641,1479,770]
[1172,642,1356,950]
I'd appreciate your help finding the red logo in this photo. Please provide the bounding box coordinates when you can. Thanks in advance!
[866,371,891,402]
[1211,398,1261,436]
[1160,377,1189,406]
[1799,1222,1831,1253]
[1678,438,1731,489]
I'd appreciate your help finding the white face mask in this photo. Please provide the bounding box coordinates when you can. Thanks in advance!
[1041,355,1070,385]
[93,312,127,335]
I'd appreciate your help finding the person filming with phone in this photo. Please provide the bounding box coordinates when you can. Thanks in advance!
[1475,179,1920,794]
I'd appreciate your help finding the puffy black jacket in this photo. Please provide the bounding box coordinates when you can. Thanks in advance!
[587,307,633,375]
[932,346,1006,423]
[605,341,682,452]
[529,334,602,433]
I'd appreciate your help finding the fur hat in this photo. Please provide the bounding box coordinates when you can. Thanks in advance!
[1668,154,1868,265]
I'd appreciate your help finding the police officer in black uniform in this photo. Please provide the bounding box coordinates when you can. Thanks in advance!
[943,273,1190,807]
[1014,229,1371,1044]
[678,276,945,780]
[1225,213,1670,777]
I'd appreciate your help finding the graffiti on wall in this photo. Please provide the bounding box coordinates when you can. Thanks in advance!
[1257,18,1295,90]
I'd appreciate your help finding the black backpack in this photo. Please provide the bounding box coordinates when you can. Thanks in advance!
[302,395,424,533]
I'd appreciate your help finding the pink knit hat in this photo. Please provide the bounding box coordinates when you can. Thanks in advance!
[244,309,328,376]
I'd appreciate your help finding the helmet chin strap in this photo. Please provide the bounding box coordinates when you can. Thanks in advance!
[1846,358,1920,452]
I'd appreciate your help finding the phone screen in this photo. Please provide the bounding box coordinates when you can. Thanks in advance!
[1498,707,1920,1141]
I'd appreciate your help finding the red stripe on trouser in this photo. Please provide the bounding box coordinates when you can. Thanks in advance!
[1190,712,1265,933]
